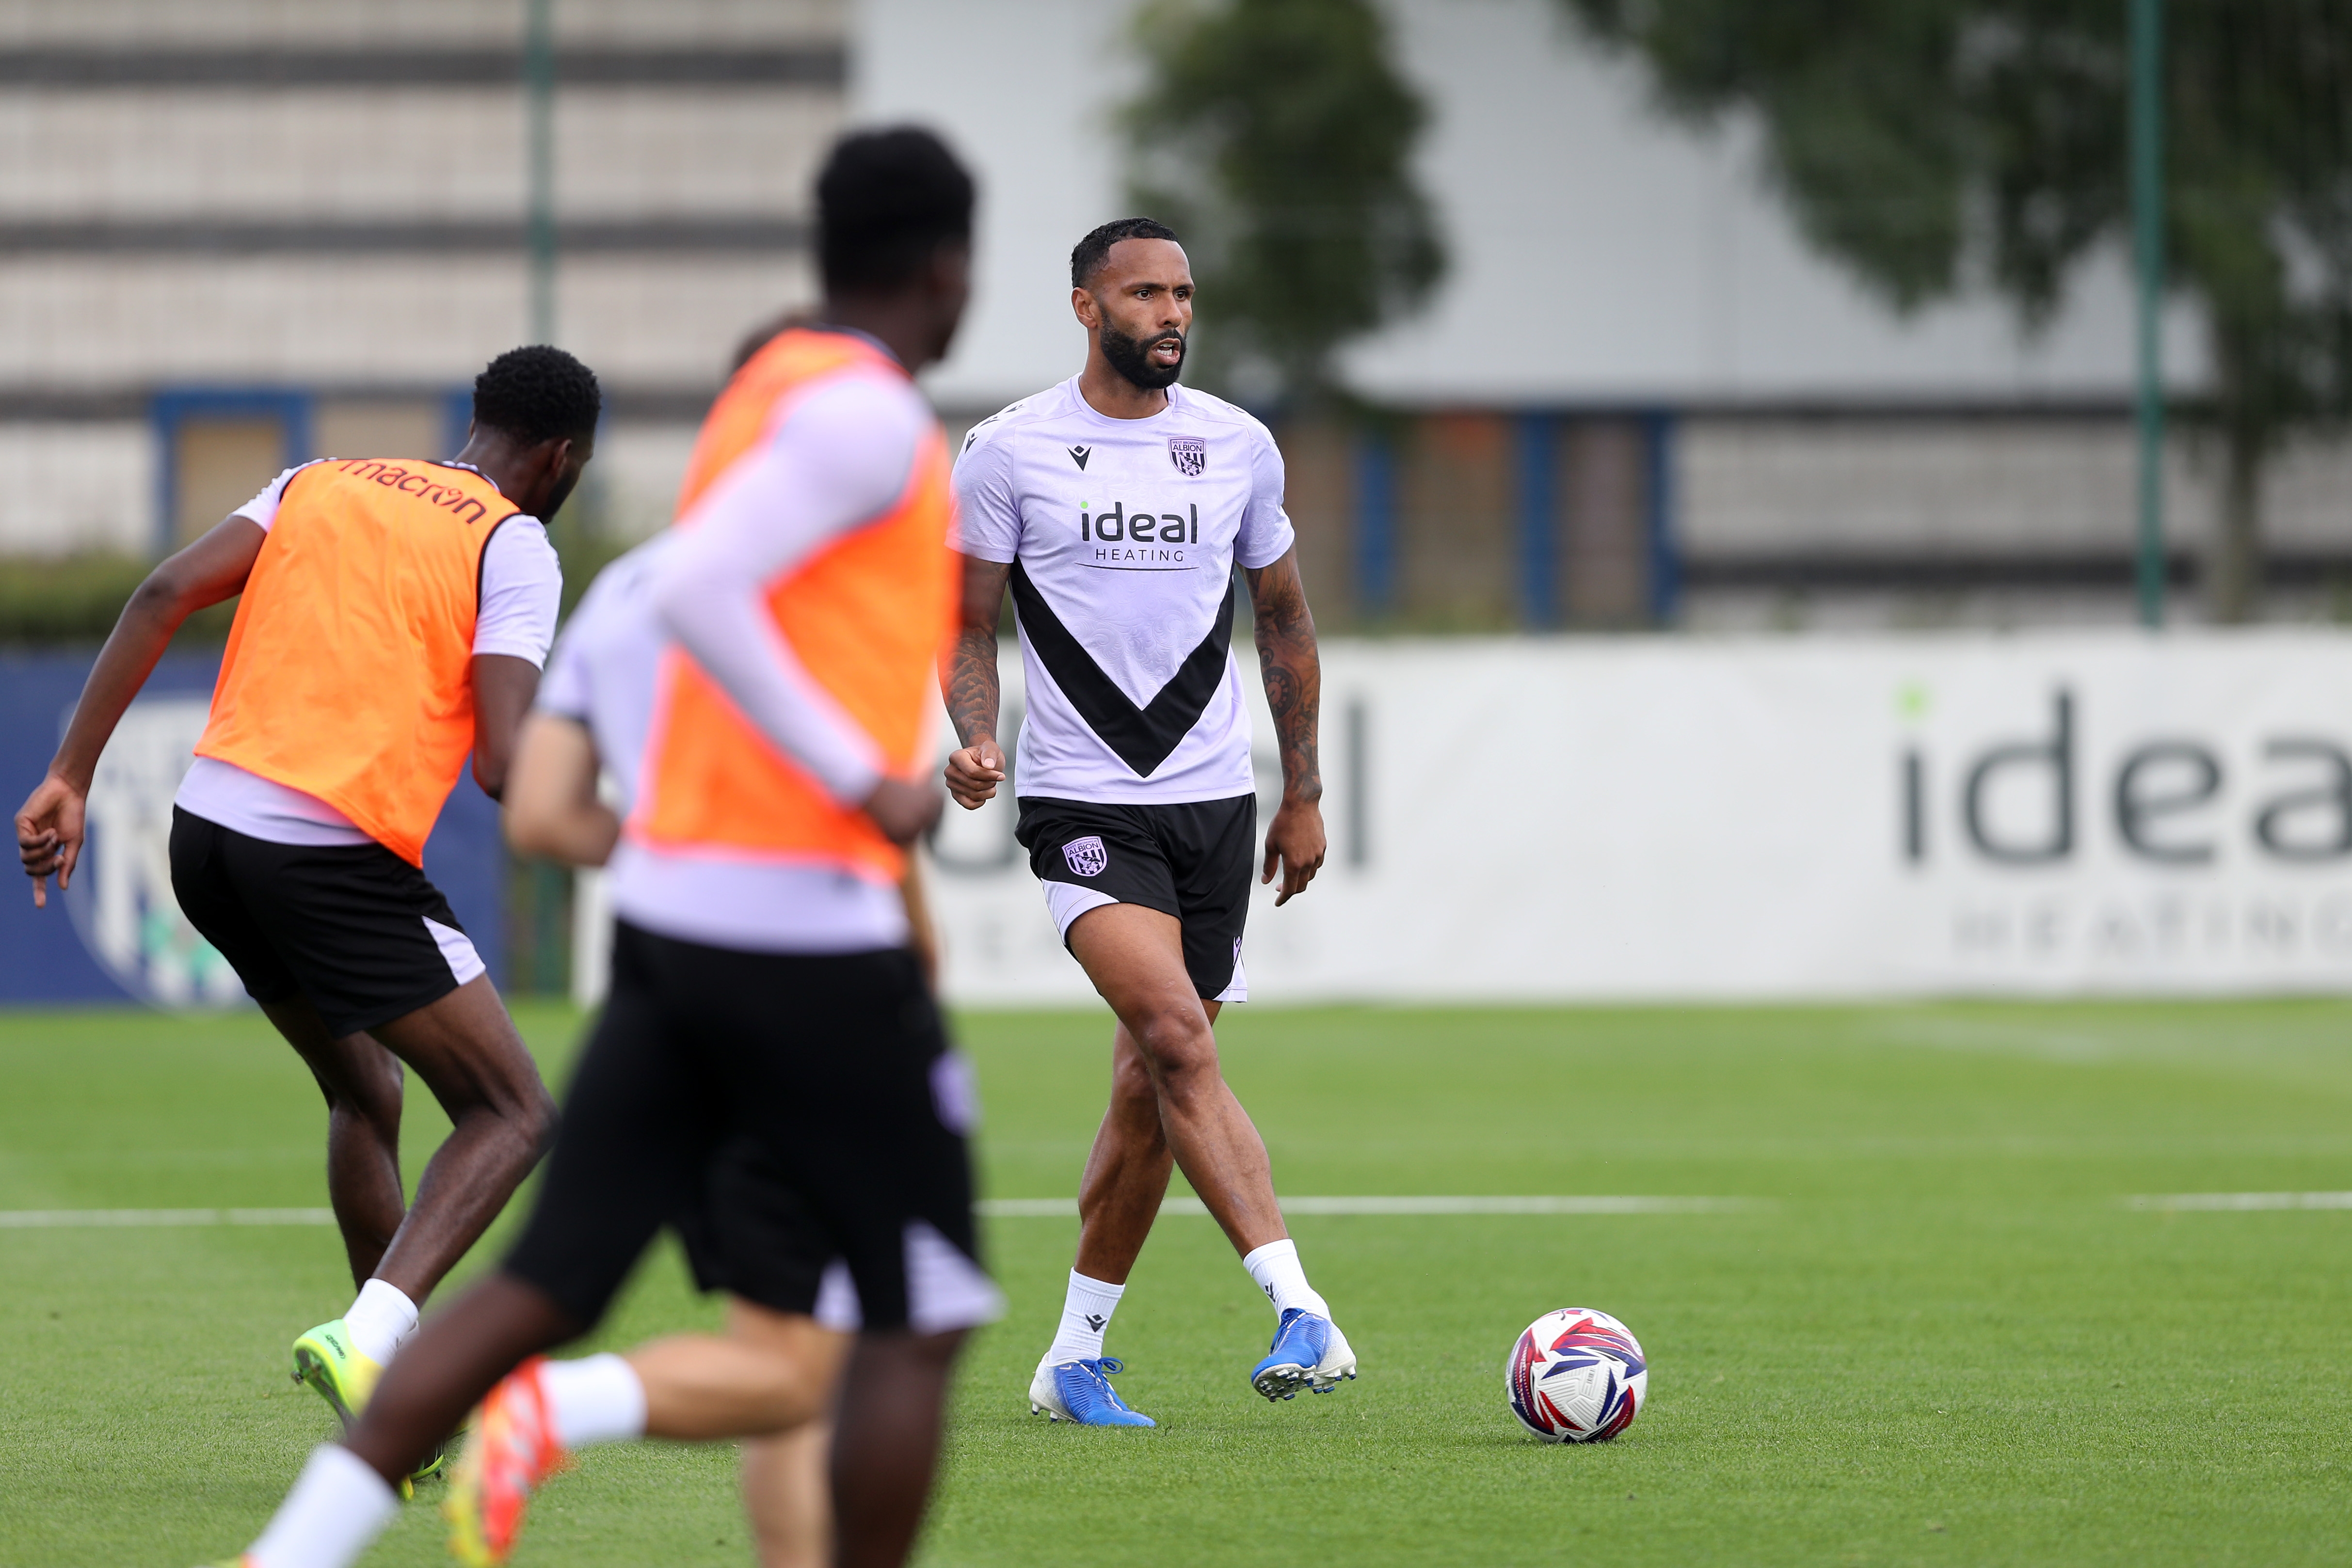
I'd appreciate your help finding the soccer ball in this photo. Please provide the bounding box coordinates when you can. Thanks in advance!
[1505,1308,1647,1443]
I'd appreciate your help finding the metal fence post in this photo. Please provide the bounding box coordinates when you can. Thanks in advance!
[2130,0,2166,628]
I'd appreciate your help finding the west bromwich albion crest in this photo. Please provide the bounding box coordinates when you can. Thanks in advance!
[1063,835,1109,877]
[1168,436,1206,476]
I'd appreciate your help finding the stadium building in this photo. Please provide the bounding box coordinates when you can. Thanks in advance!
[3,0,2347,631]
[0,0,842,563]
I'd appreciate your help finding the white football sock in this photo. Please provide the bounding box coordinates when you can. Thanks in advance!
[341,1279,417,1367]
[1040,1270,1126,1366]
[246,1443,400,1568]
[1242,1238,1330,1320]
[541,1352,648,1448]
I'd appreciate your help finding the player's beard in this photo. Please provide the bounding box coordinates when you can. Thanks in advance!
[1099,321,1185,391]
[540,466,584,520]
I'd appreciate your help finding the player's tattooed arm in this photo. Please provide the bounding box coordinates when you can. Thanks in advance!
[1247,547,1322,803]
[943,553,1013,809]
[1245,547,1327,903]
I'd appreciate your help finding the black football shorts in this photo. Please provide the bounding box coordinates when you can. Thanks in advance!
[1014,792,1256,1001]
[673,1135,859,1327]
[502,921,998,1335]
[168,806,483,1038]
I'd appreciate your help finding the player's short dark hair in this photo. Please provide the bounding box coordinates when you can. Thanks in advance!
[1071,217,1182,290]
[817,126,976,294]
[472,346,601,445]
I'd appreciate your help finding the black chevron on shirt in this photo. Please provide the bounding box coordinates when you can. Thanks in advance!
[1007,559,1236,778]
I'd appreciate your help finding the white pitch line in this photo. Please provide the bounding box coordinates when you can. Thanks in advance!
[0,1207,335,1229]
[2128,1192,2352,1212]
[0,1198,1760,1229]
[977,1195,1765,1219]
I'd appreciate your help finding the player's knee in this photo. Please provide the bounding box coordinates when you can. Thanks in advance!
[1109,1045,1158,1102]
[482,1061,560,1150]
[519,1086,560,1155]
[477,1080,559,1157]
[1130,1004,1219,1093]
[326,1073,402,1130]
[735,1351,832,1425]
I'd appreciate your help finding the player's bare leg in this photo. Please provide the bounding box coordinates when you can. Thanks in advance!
[711,1305,850,1568]
[628,1299,848,1439]
[275,977,555,1461]
[274,977,558,1312]
[829,1329,968,1568]
[435,1296,850,1564]
[1068,905,1281,1255]
[266,1266,938,1568]
[360,978,559,1303]
[261,998,408,1287]
[1035,902,1354,1408]
[1070,1007,1210,1284]
[744,1420,836,1568]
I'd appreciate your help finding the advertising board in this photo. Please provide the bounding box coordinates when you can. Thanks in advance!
[0,652,504,1006]
[920,631,2352,1004]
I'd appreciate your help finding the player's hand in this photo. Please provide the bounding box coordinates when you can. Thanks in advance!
[944,736,1006,810]
[16,772,87,910]
[863,776,945,846]
[1262,797,1326,907]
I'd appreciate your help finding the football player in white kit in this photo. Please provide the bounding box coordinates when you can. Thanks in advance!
[944,218,1352,1425]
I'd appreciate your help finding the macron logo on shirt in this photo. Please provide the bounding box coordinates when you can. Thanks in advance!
[1067,445,1091,470]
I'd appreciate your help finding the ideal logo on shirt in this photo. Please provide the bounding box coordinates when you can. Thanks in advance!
[1079,501,1198,546]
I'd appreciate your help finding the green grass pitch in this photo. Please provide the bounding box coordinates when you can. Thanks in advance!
[2,998,2349,1566]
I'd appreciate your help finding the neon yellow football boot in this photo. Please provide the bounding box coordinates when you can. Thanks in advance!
[409,1412,470,1485]
[290,1317,440,1498]
[291,1319,384,1431]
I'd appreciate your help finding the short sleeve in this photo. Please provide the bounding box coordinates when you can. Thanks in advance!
[1234,425,1296,570]
[474,518,563,666]
[535,615,593,720]
[952,426,1022,564]
[231,462,320,532]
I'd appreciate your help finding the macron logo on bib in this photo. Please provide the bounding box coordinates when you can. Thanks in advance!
[1063,836,1108,877]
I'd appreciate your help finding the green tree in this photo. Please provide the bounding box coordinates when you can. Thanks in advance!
[1124,0,1446,404]
[1562,0,2352,621]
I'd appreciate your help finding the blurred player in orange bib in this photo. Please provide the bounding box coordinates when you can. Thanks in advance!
[207,127,994,1568]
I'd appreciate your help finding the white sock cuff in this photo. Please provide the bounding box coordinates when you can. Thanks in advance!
[1041,1270,1129,1365]
[247,1444,400,1568]
[1069,1269,1126,1303]
[343,1278,420,1367]
[1241,1239,1298,1275]
[542,1352,648,1449]
[353,1277,417,1320]
[1242,1237,1330,1319]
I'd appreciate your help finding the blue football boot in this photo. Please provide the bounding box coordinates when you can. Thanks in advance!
[1028,1356,1156,1426]
[1251,1308,1359,1401]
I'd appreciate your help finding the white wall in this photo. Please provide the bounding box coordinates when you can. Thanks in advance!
[0,424,151,556]
[854,0,2206,411]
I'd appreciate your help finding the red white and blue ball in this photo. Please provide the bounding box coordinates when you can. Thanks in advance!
[1506,1308,1647,1443]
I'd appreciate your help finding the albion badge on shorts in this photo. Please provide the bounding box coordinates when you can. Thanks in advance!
[1063,836,1109,877]
[1168,436,1206,476]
